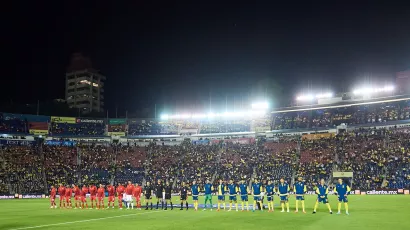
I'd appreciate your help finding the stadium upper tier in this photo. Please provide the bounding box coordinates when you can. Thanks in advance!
[0,96,409,137]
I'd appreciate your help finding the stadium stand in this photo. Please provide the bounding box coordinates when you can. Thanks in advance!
[1,96,410,195]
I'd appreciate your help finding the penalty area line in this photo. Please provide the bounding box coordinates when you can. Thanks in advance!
[8,211,159,230]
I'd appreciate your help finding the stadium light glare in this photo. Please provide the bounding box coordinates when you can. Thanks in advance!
[160,114,169,120]
[296,94,314,101]
[160,109,267,120]
[353,86,394,95]
[297,92,333,101]
[251,102,269,110]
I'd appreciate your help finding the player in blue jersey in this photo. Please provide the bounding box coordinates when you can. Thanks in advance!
[191,180,200,211]
[216,180,226,211]
[294,176,307,213]
[227,180,239,212]
[277,178,290,213]
[265,180,275,212]
[239,180,249,211]
[313,179,333,214]
[252,179,263,212]
[334,178,351,215]
[203,180,214,211]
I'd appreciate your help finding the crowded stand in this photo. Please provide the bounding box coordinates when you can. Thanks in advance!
[259,140,298,183]
[50,121,105,136]
[44,145,77,189]
[0,113,28,134]
[1,145,44,194]
[78,144,114,185]
[1,124,410,196]
[114,145,147,184]
[128,120,163,135]
[272,99,410,130]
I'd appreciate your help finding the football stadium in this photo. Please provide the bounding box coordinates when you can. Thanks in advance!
[1,89,410,230]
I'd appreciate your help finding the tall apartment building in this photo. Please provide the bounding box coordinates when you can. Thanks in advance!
[65,53,105,114]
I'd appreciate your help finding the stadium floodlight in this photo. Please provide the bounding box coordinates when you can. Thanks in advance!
[296,94,314,101]
[192,114,207,119]
[251,102,269,110]
[297,92,333,101]
[315,92,333,99]
[160,114,169,120]
[353,86,394,95]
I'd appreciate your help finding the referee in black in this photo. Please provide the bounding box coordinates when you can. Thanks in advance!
[180,182,189,210]
[144,181,153,210]
[164,181,173,210]
[155,179,164,210]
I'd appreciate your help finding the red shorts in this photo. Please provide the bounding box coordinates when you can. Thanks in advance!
[108,196,115,202]
[118,196,123,201]
[134,195,141,201]
[81,196,87,202]
[65,197,71,202]
[59,195,65,200]
[97,196,104,201]
[90,195,96,201]
[75,196,80,201]
[50,196,56,202]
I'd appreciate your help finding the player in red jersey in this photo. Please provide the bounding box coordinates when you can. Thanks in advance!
[73,184,81,209]
[133,183,142,210]
[89,184,97,209]
[125,181,135,209]
[81,185,89,209]
[107,184,116,209]
[50,186,57,208]
[116,183,125,209]
[65,186,72,208]
[97,184,105,209]
[58,184,66,208]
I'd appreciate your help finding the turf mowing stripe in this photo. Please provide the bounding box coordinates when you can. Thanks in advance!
[7,211,159,230]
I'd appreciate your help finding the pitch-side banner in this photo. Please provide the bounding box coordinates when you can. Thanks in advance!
[353,189,405,195]
[51,116,76,124]
[333,172,353,177]
[76,118,104,124]
[29,129,49,135]
[107,132,126,137]
[0,140,35,146]
[109,118,126,125]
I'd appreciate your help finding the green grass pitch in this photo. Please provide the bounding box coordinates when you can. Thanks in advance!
[0,195,408,230]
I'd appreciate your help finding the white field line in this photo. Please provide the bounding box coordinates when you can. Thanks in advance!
[8,211,159,230]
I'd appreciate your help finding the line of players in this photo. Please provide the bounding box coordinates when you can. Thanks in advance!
[49,177,351,215]
[50,181,142,210]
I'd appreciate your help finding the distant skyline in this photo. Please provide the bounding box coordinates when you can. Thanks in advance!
[3,2,410,117]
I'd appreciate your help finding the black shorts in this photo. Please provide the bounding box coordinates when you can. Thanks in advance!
[156,193,163,198]
[145,194,152,200]
[180,195,187,200]
[165,193,171,200]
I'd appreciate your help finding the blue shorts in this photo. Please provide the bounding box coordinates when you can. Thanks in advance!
[218,195,225,201]
[295,195,305,200]
[279,195,288,202]
[266,196,273,202]
[192,195,199,201]
[253,195,261,201]
[338,196,348,203]
[240,195,248,201]
[229,195,237,201]
[317,196,328,204]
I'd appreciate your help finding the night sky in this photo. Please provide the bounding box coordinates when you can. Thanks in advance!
[3,1,410,117]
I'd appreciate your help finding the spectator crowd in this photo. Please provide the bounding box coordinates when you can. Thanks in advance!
[1,126,409,195]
